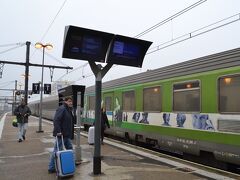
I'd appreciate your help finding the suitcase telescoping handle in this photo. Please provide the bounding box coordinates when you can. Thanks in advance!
[56,134,66,151]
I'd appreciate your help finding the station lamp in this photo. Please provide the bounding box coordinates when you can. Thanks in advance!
[35,42,53,133]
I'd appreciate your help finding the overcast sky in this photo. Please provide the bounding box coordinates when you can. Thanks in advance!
[0,0,240,101]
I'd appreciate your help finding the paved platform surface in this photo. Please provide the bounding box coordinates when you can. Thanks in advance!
[0,113,238,180]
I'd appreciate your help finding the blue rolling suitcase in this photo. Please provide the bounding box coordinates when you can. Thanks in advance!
[55,136,75,178]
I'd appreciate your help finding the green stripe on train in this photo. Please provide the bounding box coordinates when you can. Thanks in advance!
[117,122,240,146]
[82,118,95,124]
[82,118,240,146]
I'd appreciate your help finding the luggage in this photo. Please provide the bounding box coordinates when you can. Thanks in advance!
[55,135,75,178]
[12,118,18,127]
[88,126,94,145]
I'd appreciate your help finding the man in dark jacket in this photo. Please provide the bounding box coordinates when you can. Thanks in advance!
[48,96,74,173]
[14,99,31,142]
[101,107,110,144]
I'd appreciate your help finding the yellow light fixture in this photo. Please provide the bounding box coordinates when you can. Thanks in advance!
[186,84,192,88]
[224,77,231,84]
[35,42,53,50]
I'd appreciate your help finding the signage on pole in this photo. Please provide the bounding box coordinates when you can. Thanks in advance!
[62,25,152,175]
[32,83,40,94]
[44,84,51,94]
[62,26,152,68]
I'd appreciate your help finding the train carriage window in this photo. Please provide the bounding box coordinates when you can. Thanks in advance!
[219,75,240,113]
[89,96,95,110]
[173,81,200,112]
[123,90,135,111]
[105,96,112,111]
[143,86,161,112]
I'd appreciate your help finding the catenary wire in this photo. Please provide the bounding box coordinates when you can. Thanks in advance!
[30,0,68,59]
[40,0,68,42]
[0,43,25,55]
[147,13,240,54]
[30,44,70,67]
[57,0,207,81]
[0,42,24,48]
[134,0,207,38]
[0,80,15,88]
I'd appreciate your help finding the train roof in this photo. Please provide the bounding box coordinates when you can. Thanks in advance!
[86,47,240,94]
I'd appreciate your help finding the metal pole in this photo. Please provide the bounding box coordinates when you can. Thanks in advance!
[93,71,102,175]
[12,80,17,114]
[24,41,30,105]
[37,47,45,133]
[15,80,17,104]
[12,87,14,115]
[75,91,82,164]
[88,61,112,175]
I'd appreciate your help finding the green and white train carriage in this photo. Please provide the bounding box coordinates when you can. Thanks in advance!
[82,47,240,166]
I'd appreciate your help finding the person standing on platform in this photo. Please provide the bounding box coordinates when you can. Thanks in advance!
[48,96,74,173]
[101,107,110,144]
[14,99,31,142]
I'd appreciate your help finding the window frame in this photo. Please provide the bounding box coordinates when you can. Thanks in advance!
[88,95,95,110]
[122,90,136,111]
[143,85,162,112]
[218,73,240,114]
[104,96,112,111]
[172,80,201,113]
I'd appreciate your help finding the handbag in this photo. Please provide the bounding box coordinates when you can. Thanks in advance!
[12,118,18,127]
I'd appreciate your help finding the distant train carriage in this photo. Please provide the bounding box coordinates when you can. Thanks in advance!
[29,85,85,121]
[82,47,240,166]
[29,95,58,120]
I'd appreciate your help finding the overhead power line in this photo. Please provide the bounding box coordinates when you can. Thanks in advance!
[0,81,15,88]
[40,0,68,42]
[0,42,24,48]
[0,43,25,55]
[31,44,69,67]
[135,0,207,38]
[45,53,70,67]
[57,62,89,81]
[31,0,68,61]
[147,13,240,55]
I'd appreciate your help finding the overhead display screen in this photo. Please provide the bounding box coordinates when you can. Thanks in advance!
[69,35,102,55]
[106,35,152,67]
[62,26,152,67]
[62,26,114,62]
[112,41,140,60]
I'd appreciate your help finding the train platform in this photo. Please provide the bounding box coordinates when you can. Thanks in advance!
[0,113,238,180]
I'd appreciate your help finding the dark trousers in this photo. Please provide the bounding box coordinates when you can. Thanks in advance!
[101,127,105,142]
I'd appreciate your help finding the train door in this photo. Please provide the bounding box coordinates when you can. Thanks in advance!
[103,92,114,125]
